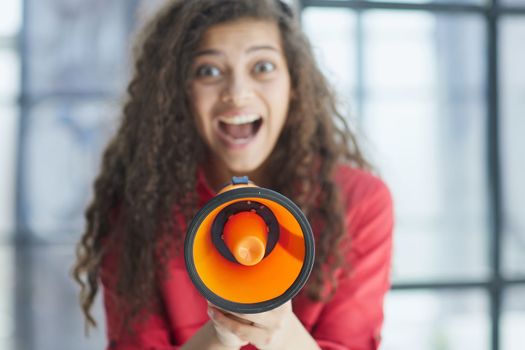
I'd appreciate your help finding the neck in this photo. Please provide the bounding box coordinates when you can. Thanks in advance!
[201,156,270,192]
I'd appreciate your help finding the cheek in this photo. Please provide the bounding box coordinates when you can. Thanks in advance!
[262,76,290,107]
[190,86,215,133]
[268,89,291,129]
[270,75,291,113]
[190,86,205,114]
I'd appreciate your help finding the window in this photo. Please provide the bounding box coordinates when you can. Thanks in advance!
[0,0,21,238]
[301,0,525,349]
[5,0,524,349]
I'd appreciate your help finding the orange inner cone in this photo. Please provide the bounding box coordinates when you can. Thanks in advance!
[193,197,305,304]
[223,212,268,266]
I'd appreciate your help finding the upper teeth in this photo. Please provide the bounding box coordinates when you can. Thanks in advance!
[218,114,260,125]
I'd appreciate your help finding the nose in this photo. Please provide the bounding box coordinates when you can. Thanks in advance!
[221,72,254,105]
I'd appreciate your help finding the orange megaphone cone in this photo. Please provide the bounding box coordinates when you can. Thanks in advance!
[223,211,268,266]
[184,176,315,313]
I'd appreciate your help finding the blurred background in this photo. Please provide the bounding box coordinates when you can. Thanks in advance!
[0,0,524,349]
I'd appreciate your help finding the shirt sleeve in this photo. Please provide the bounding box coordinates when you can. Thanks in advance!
[311,175,394,350]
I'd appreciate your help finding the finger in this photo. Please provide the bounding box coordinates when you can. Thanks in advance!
[213,322,249,347]
[208,308,248,347]
[209,306,267,328]
[209,307,269,343]
[225,312,261,327]
[226,302,292,331]
[209,306,254,327]
[207,303,250,322]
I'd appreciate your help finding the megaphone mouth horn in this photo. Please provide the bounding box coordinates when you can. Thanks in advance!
[184,185,315,314]
[211,200,279,264]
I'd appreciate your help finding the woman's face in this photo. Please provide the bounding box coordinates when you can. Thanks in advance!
[189,19,291,184]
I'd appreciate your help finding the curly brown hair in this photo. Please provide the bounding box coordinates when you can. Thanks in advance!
[73,0,370,330]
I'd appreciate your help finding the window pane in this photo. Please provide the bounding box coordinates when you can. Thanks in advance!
[0,0,22,37]
[0,105,18,238]
[15,245,106,350]
[367,0,486,4]
[20,98,119,241]
[0,49,20,101]
[0,246,15,350]
[500,17,525,278]
[382,290,490,350]
[25,0,130,95]
[503,286,525,350]
[501,0,525,6]
[362,12,489,282]
[302,7,358,118]
[316,0,486,3]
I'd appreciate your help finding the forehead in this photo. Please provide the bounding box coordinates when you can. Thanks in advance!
[197,19,283,51]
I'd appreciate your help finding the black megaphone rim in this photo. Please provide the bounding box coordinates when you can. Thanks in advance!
[184,186,315,314]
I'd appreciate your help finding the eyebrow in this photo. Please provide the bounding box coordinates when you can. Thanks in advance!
[194,45,280,57]
[247,45,280,53]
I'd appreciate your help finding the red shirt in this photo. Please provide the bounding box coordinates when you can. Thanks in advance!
[101,166,393,350]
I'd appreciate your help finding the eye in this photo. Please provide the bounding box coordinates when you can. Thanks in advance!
[253,61,276,74]
[194,64,222,78]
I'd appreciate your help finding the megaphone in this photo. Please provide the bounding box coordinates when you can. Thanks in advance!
[184,176,315,314]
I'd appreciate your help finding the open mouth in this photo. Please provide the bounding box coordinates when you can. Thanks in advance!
[217,114,263,145]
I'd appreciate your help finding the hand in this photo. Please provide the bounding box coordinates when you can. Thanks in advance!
[207,301,294,350]
[207,305,248,348]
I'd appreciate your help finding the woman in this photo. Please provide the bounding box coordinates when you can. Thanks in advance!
[73,0,394,349]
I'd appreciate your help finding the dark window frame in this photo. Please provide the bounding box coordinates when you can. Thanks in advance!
[298,1,525,349]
